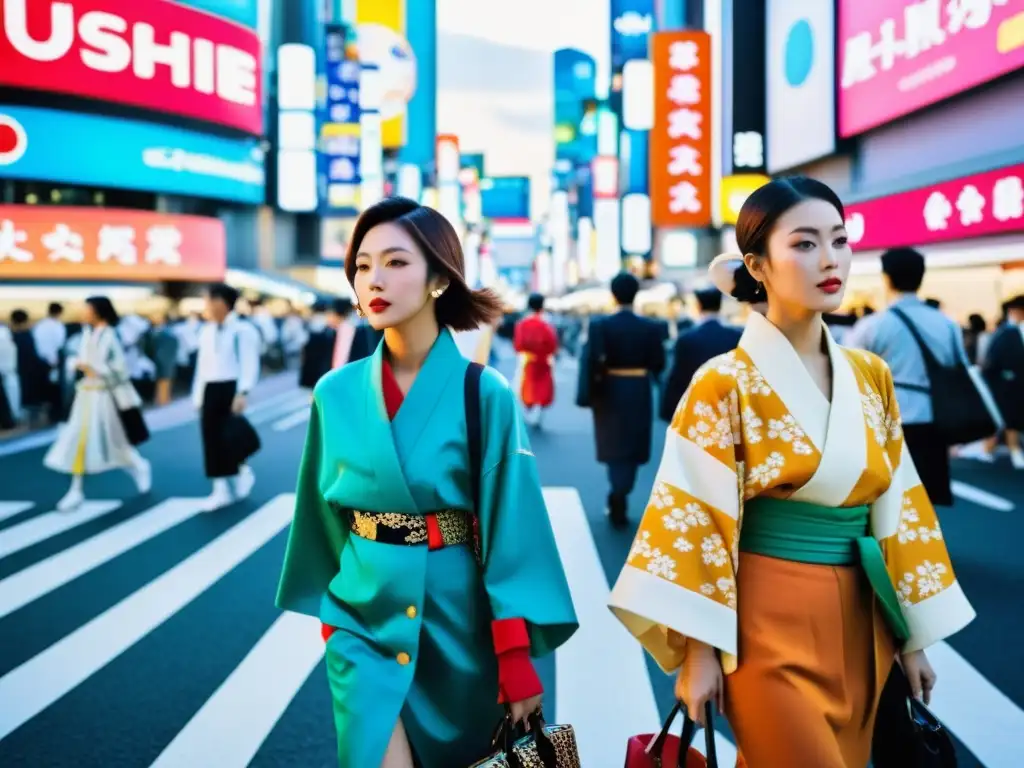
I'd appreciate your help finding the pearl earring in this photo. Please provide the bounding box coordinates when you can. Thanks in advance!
[430,288,444,299]
[355,305,364,317]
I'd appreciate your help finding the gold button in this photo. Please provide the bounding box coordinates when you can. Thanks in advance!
[396,652,411,666]
[406,606,417,619]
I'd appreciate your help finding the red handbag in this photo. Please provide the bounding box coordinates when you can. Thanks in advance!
[625,701,718,768]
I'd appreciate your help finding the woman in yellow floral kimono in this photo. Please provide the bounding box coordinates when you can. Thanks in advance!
[608,177,975,767]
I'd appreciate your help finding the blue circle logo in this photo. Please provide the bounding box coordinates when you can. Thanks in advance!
[784,19,814,86]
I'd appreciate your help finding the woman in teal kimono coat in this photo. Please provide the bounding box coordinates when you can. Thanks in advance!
[275,197,579,768]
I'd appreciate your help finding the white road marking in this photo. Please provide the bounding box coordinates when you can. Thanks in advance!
[270,408,311,433]
[0,494,295,740]
[0,501,122,560]
[951,481,1014,512]
[0,498,204,619]
[543,487,737,766]
[149,612,323,768]
[0,501,34,524]
[248,396,312,428]
[928,640,1024,766]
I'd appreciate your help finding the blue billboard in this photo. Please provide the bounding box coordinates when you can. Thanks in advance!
[320,24,362,214]
[181,0,259,29]
[481,176,531,220]
[0,106,265,204]
[611,0,654,72]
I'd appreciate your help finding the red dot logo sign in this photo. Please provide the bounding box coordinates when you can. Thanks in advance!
[0,114,28,166]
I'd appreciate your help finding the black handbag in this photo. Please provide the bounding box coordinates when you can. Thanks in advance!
[117,406,150,446]
[575,317,608,408]
[890,307,996,445]
[873,663,957,767]
[471,709,579,768]
[223,414,261,465]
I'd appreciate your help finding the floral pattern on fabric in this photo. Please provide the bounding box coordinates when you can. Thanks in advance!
[622,345,965,657]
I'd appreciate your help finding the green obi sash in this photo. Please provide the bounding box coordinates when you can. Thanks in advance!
[740,497,910,643]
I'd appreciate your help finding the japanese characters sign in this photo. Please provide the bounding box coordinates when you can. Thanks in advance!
[844,163,1024,251]
[0,0,263,135]
[838,0,1024,137]
[650,31,712,229]
[0,206,226,281]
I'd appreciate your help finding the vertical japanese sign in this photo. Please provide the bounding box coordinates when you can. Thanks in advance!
[356,0,413,151]
[322,24,362,213]
[650,31,712,228]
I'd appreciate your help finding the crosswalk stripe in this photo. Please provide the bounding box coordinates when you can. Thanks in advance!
[0,502,33,524]
[543,487,737,765]
[928,641,1024,767]
[0,500,122,559]
[249,397,312,428]
[150,612,324,768]
[0,494,295,740]
[0,498,204,620]
[271,408,310,432]
[951,480,1015,512]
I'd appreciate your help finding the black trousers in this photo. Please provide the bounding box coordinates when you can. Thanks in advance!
[201,381,239,479]
[903,422,952,506]
[607,461,639,498]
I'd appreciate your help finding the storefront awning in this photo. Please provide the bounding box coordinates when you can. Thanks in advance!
[225,269,321,306]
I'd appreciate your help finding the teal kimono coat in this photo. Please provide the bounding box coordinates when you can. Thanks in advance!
[275,329,579,767]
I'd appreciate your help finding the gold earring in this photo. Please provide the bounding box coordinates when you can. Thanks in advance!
[430,288,444,299]
[355,305,364,317]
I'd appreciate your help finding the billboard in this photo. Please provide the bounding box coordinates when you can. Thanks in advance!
[650,31,713,228]
[480,177,531,221]
[0,0,263,135]
[322,24,362,214]
[356,0,415,150]
[0,106,264,203]
[0,205,226,281]
[845,163,1024,251]
[766,0,836,172]
[611,0,655,72]
[728,0,767,175]
[839,1,1024,137]
[179,0,259,29]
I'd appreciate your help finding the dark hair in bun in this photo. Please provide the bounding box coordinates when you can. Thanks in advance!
[731,176,846,304]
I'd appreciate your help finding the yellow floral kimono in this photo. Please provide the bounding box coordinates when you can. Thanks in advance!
[608,312,975,763]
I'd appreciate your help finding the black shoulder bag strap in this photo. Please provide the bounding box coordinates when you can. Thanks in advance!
[464,362,484,562]
[889,306,943,394]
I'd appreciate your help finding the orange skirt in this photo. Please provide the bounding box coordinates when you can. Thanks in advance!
[724,553,896,767]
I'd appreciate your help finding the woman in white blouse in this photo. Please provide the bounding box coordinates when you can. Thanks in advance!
[44,297,152,511]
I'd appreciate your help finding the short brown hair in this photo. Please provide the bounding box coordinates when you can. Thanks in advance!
[345,197,504,332]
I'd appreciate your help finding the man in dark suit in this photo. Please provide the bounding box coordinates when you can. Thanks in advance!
[578,272,666,528]
[660,287,742,422]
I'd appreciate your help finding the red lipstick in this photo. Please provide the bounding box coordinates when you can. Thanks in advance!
[817,277,842,295]
[368,298,391,313]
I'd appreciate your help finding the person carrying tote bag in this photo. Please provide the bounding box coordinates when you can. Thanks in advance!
[626,702,721,768]
[44,296,151,512]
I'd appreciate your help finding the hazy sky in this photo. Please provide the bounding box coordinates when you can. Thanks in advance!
[436,0,609,218]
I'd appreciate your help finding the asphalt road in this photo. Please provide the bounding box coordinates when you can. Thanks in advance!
[0,353,1020,767]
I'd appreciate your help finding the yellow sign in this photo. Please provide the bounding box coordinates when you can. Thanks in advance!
[357,0,411,151]
[720,174,771,225]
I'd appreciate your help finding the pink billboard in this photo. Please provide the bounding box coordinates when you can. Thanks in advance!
[838,1,1024,137]
[844,163,1024,252]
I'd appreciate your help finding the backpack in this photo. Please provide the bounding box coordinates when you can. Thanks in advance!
[890,307,996,445]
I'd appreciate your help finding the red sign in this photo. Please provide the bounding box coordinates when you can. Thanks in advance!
[0,0,263,135]
[650,31,712,228]
[845,163,1024,252]
[0,205,226,281]
[838,1,1024,137]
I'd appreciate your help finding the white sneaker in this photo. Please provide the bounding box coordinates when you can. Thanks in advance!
[130,458,152,494]
[233,465,255,500]
[1010,449,1024,470]
[57,488,84,512]
[200,486,233,513]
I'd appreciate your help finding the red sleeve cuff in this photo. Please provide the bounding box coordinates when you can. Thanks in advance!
[497,647,543,703]
[491,617,530,655]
